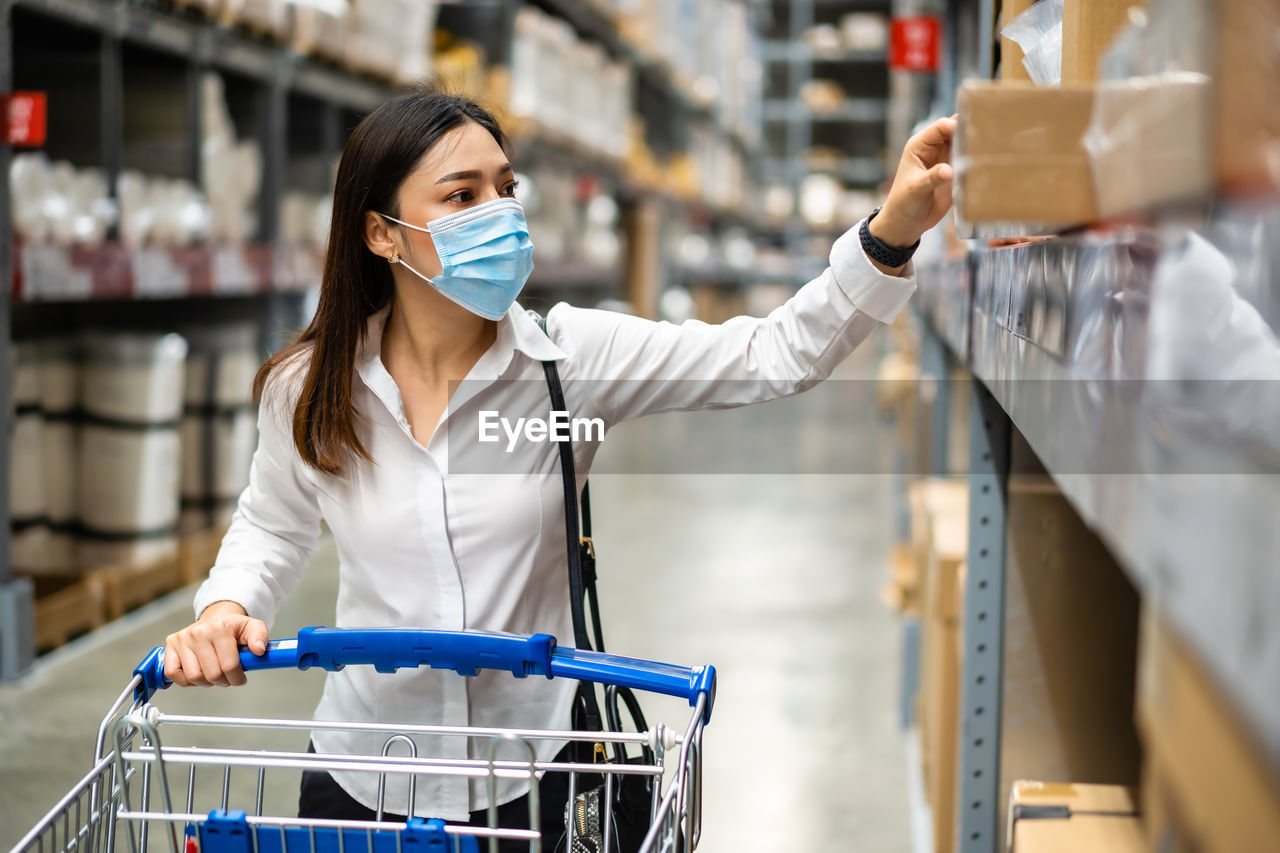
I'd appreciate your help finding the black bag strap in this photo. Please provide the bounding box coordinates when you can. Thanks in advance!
[536,314,605,734]
[535,313,652,766]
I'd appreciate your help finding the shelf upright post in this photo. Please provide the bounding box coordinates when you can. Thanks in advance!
[100,19,122,207]
[957,380,1011,853]
[186,55,204,185]
[260,54,296,354]
[0,2,35,682]
[783,0,813,259]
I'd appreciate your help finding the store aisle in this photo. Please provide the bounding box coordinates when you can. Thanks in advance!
[1,348,908,852]
[589,351,909,852]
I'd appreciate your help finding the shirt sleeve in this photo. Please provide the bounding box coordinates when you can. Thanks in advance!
[191,363,322,627]
[550,220,917,426]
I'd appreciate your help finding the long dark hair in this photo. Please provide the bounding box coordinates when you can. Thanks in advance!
[253,91,510,475]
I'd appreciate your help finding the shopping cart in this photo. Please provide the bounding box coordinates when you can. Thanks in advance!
[10,627,716,853]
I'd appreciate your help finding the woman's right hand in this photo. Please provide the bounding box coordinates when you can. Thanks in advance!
[164,600,269,687]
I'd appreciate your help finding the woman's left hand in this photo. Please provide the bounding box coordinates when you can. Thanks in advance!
[868,116,958,252]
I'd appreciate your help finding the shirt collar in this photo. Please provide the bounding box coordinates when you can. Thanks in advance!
[506,302,568,364]
[355,301,566,390]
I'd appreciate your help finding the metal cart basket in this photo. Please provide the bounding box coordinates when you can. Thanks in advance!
[10,627,716,853]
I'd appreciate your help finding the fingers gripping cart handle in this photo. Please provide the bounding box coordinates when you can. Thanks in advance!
[134,627,716,722]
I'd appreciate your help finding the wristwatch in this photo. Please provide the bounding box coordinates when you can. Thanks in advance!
[860,207,919,268]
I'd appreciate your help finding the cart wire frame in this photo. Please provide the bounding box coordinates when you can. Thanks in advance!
[11,630,714,853]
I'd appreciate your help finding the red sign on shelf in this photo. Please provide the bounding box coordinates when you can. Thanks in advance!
[6,92,48,147]
[889,16,941,72]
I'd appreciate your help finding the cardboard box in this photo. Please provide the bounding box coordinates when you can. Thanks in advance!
[1136,607,1280,852]
[1087,73,1212,217]
[1213,0,1280,193]
[958,78,1211,224]
[1142,748,1200,853]
[1007,781,1143,852]
[1001,0,1038,81]
[1062,0,1145,84]
[920,596,961,853]
[957,82,1099,225]
[912,479,968,853]
[997,465,1142,843]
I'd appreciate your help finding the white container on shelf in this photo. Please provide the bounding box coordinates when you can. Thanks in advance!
[510,7,542,120]
[841,13,889,53]
[11,343,50,573]
[77,332,187,569]
[180,324,259,532]
[39,339,79,569]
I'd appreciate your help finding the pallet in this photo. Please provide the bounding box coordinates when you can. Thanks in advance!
[98,547,186,620]
[29,573,108,652]
[97,523,228,619]
[22,524,229,653]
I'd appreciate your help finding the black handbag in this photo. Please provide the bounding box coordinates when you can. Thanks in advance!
[536,315,656,853]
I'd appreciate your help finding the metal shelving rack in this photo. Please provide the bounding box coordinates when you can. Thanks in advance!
[908,6,1280,852]
[760,0,893,258]
[0,0,765,680]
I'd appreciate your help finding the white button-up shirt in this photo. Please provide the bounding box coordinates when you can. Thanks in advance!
[193,225,915,819]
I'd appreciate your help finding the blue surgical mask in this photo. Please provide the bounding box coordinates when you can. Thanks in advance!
[381,198,535,321]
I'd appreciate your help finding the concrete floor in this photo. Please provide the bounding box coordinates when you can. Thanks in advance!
[1,350,910,852]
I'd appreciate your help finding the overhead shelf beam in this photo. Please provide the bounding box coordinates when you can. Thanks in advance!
[762,42,887,64]
[763,97,889,123]
[761,155,886,184]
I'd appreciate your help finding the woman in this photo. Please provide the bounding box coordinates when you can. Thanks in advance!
[165,91,955,841]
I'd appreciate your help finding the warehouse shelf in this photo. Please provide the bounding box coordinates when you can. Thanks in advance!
[534,0,759,159]
[14,0,392,111]
[911,196,1280,851]
[761,154,886,184]
[13,242,320,301]
[763,97,889,123]
[527,260,623,291]
[762,41,886,64]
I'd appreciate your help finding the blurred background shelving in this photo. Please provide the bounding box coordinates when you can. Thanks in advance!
[0,0,915,681]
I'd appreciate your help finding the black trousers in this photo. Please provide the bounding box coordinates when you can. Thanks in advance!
[298,742,571,853]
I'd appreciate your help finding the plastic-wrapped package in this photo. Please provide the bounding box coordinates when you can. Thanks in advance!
[9,154,116,247]
[39,339,78,570]
[201,72,262,245]
[77,332,187,569]
[1085,0,1280,198]
[282,191,333,248]
[1001,0,1064,85]
[10,343,50,573]
[180,323,259,533]
[286,0,349,60]
[1083,71,1211,218]
[345,0,437,84]
[841,13,889,52]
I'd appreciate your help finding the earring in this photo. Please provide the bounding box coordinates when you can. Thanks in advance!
[388,251,399,265]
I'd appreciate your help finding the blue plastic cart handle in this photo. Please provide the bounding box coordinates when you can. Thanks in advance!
[134,628,716,722]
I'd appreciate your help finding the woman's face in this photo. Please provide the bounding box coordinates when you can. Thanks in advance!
[381,119,518,278]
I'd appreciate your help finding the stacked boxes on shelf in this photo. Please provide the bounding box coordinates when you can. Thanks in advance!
[961,0,1278,227]
[8,329,256,650]
[505,6,632,161]
[179,325,259,535]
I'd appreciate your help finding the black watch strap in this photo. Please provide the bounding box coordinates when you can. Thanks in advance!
[860,207,919,268]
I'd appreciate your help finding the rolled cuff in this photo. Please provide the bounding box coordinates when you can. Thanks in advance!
[829,219,918,324]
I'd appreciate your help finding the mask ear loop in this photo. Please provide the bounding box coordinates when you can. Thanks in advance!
[378,212,434,283]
